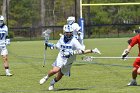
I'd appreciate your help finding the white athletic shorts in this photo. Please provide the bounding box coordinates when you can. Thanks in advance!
[52,53,75,76]
[0,46,8,55]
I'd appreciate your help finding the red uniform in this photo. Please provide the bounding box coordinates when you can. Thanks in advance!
[129,34,140,69]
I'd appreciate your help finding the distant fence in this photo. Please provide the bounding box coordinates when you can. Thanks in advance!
[84,24,139,38]
[9,26,63,41]
[9,24,139,41]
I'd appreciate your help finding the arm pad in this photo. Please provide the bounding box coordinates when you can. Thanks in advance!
[73,50,84,55]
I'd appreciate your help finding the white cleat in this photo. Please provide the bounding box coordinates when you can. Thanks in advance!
[48,85,54,91]
[127,80,137,86]
[39,76,48,85]
[92,48,101,54]
[6,73,13,76]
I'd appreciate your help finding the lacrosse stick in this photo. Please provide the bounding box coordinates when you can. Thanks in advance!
[42,29,52,67]
[59,33,63,37]
[82,56,140,62]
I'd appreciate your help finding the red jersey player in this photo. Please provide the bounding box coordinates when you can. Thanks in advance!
[122,34,140,86]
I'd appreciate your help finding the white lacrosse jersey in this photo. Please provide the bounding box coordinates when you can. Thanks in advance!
[0,25,8,46]
[70,23,84,45]
[71,23,81,39]
[53,35,84,68]
[56,35,84,52]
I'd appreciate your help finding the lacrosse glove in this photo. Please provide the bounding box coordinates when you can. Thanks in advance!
[121,49,129,60]
[5,39,10,45]
[46,42,55,49]
[77,31,81,36]
[62,50,74,58]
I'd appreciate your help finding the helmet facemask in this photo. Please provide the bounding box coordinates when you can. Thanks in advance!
[64,32,73,43]
[64,32,73,39]
[0,20,4,26]
[67,20,74,25]
[0,16,4,26]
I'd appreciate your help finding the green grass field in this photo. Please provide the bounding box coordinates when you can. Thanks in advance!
[0,38,140,93]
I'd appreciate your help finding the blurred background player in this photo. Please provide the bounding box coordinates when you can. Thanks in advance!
[66,16,85,61]
[133,27,140,34]
[66,16,84,47]
[39,25,101,90]
[121,33,140,86]
[0,15,12,76]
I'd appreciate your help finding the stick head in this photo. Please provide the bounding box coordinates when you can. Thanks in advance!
[59,33,63,37]
[42,29,52,40]
[81,56,93,62]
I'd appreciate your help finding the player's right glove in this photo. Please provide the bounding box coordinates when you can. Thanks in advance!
[121,49,129,60]
[77,31,81,36]
[5,39,10,45]
[46,42,55,49]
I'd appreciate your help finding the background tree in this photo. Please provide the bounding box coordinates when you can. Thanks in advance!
[2,0,10,24]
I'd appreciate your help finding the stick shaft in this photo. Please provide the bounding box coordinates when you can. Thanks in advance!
[43,45,47,66]
[88,56,140,59]
[42,29,52,67]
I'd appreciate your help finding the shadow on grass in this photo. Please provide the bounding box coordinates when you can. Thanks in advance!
[0,74,14,77]
[0,74,6,76]
[55,88,87,91]
[41,86,95,92]
[73,64,86,66]
[125,85,140,87]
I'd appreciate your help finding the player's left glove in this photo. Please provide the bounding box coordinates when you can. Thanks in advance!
[62,50,74,58]
[5,39,10,45]
[77,31,81,36]
[121,49,129,60]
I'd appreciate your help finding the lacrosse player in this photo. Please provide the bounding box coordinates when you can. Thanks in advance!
[39,25,101,90]
[0,15,12,76]
[66,16,84,46]
[121,34,140,86]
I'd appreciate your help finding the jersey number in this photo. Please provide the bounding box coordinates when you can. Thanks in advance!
[0,33,5,40]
